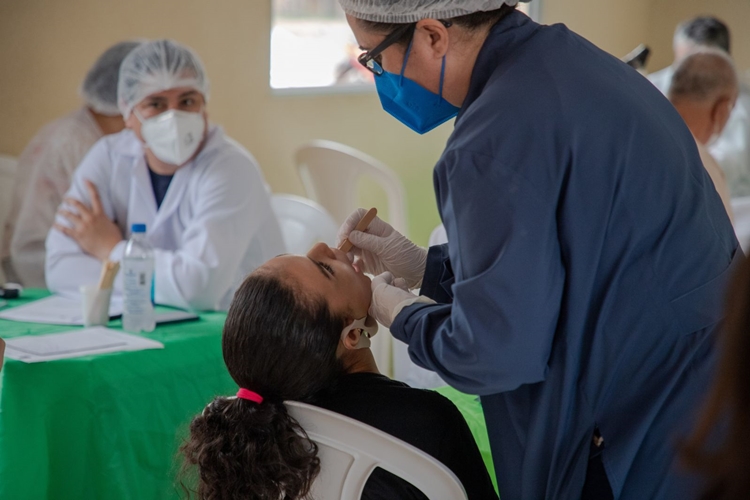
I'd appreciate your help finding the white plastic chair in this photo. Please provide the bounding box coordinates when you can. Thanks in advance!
[285,401,468,500]
[0,155,19,284]
[295,140,408,235]
[271,194,339,254]
[428,224,448,247]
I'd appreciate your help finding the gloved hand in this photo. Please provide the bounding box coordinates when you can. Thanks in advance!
[369,272,435,328]
[337,208,428,289]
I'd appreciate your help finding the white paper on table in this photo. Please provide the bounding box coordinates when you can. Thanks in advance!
[3,327,164,363]
[0,295,123,325]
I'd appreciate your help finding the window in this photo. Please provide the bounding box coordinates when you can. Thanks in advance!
[271,0,370,91]
[270,0,542,91]
[518,2,543,22]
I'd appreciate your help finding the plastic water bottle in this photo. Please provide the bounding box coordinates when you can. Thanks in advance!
[122,223,155,333]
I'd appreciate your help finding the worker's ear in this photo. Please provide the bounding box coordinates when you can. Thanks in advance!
[415,18,450,59]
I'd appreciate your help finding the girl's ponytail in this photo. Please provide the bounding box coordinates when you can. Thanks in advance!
[180,396,320,500]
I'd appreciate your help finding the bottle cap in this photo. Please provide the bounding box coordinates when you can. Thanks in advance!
[131,223,147,233]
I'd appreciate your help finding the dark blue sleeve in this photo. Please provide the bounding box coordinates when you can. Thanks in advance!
[391,148,566,396]
[419,244,454,304]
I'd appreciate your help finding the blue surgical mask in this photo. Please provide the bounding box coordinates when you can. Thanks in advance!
[374,42,459,134]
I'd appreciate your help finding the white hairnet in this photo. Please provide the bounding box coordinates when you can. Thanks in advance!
[118,39,210,119]
[79,41,142,116]
[338,0,531,23]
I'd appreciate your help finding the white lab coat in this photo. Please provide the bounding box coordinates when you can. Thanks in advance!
[647,65,674,95]
[711,87,750,197]
[2,107,102,286]
[696,137,734,222]
[45,125,284,311]
[649,66,750,197]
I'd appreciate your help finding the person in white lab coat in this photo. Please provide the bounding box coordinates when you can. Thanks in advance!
[649,16,750,198]
[45,39,284,311]
[668,49,738,221]
[1,41,141,287]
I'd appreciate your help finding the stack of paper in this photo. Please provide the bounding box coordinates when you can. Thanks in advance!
[0,295,123,325]
[4,327,164,363]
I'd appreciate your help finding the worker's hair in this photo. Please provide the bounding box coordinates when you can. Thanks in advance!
[179,271,346,500]
[667,49,738,103]
[357,4,517,47]
[675,16,731,54]
[682,256,750,500]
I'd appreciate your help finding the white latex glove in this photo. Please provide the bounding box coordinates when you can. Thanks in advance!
[337,208,428,289]
[369,272,435,328]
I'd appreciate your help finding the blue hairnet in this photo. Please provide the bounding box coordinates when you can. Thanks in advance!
[338,0,531,23]
[79,41,142,116]
[117,39,210,119]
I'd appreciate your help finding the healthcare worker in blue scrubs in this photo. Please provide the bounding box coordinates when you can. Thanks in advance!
[336,1,741,499]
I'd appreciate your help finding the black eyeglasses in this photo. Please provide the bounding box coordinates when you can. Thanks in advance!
[357,21,453,76]
[357,23,417,76]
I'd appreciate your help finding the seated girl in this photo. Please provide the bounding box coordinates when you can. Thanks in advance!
[180,243,497,500]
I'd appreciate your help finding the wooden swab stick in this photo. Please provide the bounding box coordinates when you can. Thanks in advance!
[97,260,121,290]
[97,262,110,289]
[339,208,378,253]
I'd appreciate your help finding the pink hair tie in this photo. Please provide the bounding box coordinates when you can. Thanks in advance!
[236,388,263,404]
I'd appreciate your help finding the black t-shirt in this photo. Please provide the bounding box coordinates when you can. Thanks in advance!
[312,373,498,500]
[147,167,173,209]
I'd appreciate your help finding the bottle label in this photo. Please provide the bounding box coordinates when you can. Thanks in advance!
[123,259,155,319]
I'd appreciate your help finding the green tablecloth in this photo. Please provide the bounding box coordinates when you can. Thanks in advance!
[0,290,496,499]
[0,289,235,499]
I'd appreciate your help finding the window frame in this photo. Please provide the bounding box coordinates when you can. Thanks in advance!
[269,0,544,95]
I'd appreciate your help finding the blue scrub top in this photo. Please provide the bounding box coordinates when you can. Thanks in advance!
[147,166,173,209]
[391,10,740,500]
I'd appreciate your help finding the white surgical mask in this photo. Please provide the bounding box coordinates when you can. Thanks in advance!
[136,109,205,166]
[341,315,379,349]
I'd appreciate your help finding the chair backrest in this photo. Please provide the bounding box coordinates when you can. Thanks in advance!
[295,140,408,235]
[271,194,339,254]
[0,155,19,284]
[428,224,448,247]
[285,401,468,500]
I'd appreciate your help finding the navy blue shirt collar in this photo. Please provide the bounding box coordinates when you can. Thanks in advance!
[457,10,540,124]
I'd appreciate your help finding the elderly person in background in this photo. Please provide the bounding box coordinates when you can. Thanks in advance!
[649,16,750,199]
[1,41,141,287]
[45,39,284,311]
[668,49,738,221]
[649,17,730,93]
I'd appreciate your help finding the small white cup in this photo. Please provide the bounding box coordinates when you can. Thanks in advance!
[80,285,113,327]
